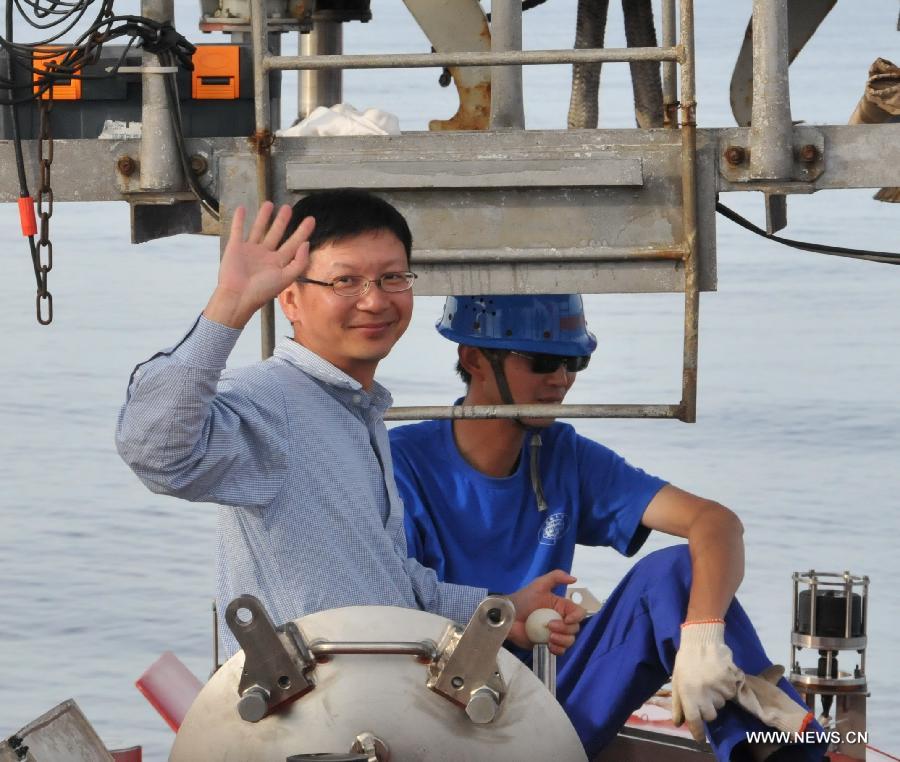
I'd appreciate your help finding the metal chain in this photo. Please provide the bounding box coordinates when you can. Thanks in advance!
[35,94,54,324]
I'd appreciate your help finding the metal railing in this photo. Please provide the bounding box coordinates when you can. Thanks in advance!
[248,0,700,422]
[263,47,683,71]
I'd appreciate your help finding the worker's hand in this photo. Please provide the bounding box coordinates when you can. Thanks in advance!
[204,202,315,329]
[506,570,586,655]
[735,665,814,735]
[671,620,743,742]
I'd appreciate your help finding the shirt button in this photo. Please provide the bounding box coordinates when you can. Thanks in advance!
[352,394,362,405]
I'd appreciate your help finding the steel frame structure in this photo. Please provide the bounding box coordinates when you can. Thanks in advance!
[247,0,702,422]
[1,1,898,423]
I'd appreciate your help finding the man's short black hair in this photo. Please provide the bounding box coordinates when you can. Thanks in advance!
[286,189,413,263]
[456,358,472,386]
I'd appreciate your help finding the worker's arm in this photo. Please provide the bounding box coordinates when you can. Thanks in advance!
[640,485,746,742]
[640,484,745,620]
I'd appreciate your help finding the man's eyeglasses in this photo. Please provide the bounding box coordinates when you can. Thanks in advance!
[298,271,418,298]
[509,350,591,374]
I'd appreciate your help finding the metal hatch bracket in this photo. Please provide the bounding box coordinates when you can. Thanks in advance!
[427,596,514,724]
[225,594,316,722]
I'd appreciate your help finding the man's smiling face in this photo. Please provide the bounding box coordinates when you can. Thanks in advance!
[279,229,413,388]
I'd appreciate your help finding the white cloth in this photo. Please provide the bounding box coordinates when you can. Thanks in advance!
[276,103,401,137]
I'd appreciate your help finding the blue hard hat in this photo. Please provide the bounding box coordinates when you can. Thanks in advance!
[436,295,597,356]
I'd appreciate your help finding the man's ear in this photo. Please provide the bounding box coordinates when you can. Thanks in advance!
[278,282,303,324]
[459,345,490,385]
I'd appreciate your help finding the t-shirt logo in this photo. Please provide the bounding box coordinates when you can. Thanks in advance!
[539,512,570,545]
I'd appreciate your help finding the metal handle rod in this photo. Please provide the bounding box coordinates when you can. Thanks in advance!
[790,573,799,673]
[678,0,700,424]
[532,644,556,696]
[310,641,438,659]
[860,578,868,674]
[661,0,678,125]
[385,404,682,421]
[250,0,275,359]
[264,46,683,72]
[490,0,525,129]
[843,573,853,639]
[749,0,793,179]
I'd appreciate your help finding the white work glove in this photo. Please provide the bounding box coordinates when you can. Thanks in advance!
[735,665,815,735]
[672,619,744,742]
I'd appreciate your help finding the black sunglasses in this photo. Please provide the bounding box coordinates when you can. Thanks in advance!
[509,351,590,374]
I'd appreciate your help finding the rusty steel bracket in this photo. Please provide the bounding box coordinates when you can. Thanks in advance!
[402,0,492,131]
[426,596,513,724]
[718,127,825,185]
[225,594,317,723]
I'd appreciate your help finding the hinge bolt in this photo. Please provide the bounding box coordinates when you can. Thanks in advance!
[116,156,136,176]
[189,154,209,176]
[237,685,270,723]
[799,144,819,163]
[724,145,746,166]
[466,686,500,724]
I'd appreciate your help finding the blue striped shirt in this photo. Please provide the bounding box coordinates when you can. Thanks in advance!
[116,316,486,656]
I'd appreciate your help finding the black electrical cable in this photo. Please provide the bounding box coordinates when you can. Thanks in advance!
[2,0,211,214]
[160,48,220,219]
[715,201,900,265]
[0,8,194,106]
[13,0,103,35]
[6,0,43,291]
[5,4,26,193]
[12,0,97,38]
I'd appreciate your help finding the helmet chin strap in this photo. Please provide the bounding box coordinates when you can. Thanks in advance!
[483,350,549,512]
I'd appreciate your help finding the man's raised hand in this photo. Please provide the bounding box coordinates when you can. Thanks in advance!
[204,202,316,329]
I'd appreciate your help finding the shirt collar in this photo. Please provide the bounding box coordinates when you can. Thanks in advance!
[273,337,393,413]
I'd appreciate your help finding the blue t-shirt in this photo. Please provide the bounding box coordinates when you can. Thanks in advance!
[390,418,667,595]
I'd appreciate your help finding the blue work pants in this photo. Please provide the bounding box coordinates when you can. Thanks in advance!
[548,545,825,761]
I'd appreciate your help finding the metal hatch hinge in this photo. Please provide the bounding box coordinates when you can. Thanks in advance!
[225,594,316,722]
[426,596,514,724]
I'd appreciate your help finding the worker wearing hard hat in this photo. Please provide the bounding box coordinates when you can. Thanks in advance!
[391,294,825,762]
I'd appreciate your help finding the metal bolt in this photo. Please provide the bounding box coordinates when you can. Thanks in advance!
[724,145,746,167]
[465,686,500,724]
[116,156,136,177]
[189,154,209,176]
[351,732,391,761]
[237,685,270,722]
[799,144,819,163]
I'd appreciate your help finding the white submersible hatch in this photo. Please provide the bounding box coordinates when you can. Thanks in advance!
[169,596,587,761]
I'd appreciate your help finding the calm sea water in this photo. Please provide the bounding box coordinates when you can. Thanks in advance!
[1,2,897,760]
